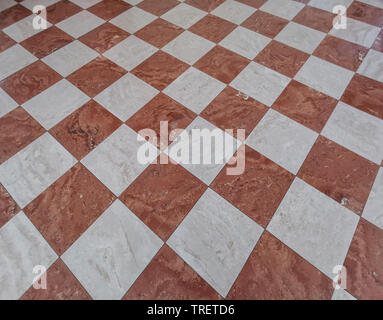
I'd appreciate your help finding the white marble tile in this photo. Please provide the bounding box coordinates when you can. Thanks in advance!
[168,188,263,297]
[275,22,326,54]
[332,288,357,300]
[211,0,256,24]
[23,79,89,130]
[358,0,383,9]
[294,56,354,99]
[81,125,158,196]
[94,73,159,121]
[362,168,383,229]
[322,102,383,164]
[123,0,143,4]
[357,49,383,83]
[42,40,98,77]
[260,0,304,20]
[21,0,59,10]
[56,10,104,39]
[267,178,359,278]
[230,62,290,106]
[163,67,225,114]
[62,200,162,300]
[165,116,241,185]
[162,31,215,65]
[0,44,37,81]
[103,36,157,71]
[219,26,271,60]
[69,0,101,8]
[0,133,76,208]
[110,7,156,34]
[246,109,318,174]
[161,3,206,28]
[0,0,17,12]
[329,17,380,48]
[308,0,353,12]
[0,212,57,300]
[0,88,17,118]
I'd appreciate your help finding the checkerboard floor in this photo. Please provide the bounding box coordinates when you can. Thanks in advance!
[0,0,383,300]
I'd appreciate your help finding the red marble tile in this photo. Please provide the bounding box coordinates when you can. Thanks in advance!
[189,14,236,43]
[0,107,45,165]
[211,145,294,227]
[0,4,30,30]
[344,219,383,300]
[124,245,221,299]
[241,10,289,38]
[313,35,368,71]
[21,259,91,300]
[79,22,129,54]
[372,29,383,53]
[185,0,225,12]
[24,163,116,255]
[341,74,383,119]
[137,0,179,16]
[194,45,250,84]
[88,0,132,20]
[0,61,62,105]
[126,93,196,149]
[254,40,309,78]
[298,136,379,215]
[46,0,82,24]
[67,56,127,98]
[135,18,183,48]
[293,5,336,33]
[227,232,333,299]
[120,157,206,240]
[20,26,74,59]
[200,86,268,140]
[347,1,383,27]
[131,51,189,91]
[236,0,267,8]
[0,31,15,53]
[50,100,122,160]
[272,80,337,132]
[0,184,20,229]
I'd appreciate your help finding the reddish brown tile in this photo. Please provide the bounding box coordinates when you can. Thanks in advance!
[313,35,368,71]
[124,245,221,299]
[138,0,179,16]
[241,10,289,38]
[0,4,30,30]
[24,163,116,255]
[79,22,129,54]
[254,40,309,78]
[46,0,82,24]
[120,157,206,240]
[341,74,383,119]
[67,56,127,98]
[189,14,236,43]
[185,0,225,12]
[293,5,336,33]
[135,18,183,48]
[194,46,250,83]
[21,259,91,300]
[211,145,294,227]
[272,80,337,132]
[126,93,196,149]
[50,100,122,160]
[0,184,20,229]
[131,51,189,91]
[227,232,333,299]
[200,86,268,140]
[298,136,379,215]
[0,31,15,53]
[344,219,383,300]
[20,26,74,59]
[0,107,45,165]
[88,0,132,20]
[236,0,267,8]
[0,61,62,105]
[372,29,383,53]
[347,1,383,27]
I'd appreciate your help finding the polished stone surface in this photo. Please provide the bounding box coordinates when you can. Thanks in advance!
[362,168,383,229]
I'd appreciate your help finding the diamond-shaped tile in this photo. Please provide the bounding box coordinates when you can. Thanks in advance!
[185,0,225,12]
[347,0,383,28]
[241,10,288,38]
[293,5,336,33]
[46,0,82,24]
[137,0,179,16]
[69,0,102,9]
[0,4,30,30]
[260,0,304,20]
[88,0,132,20]
[0,31,15,53]
[161,2,206,28]
[0,88,17,118]
[21,0,59,10]
[56,10,104,38]
[110,6,156,33]
[308,0,353,12]
[50,100,122,160]
[0,183,20,228]
[210,0,255,24]
[357,49,383,83]
[362,168,383,230]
